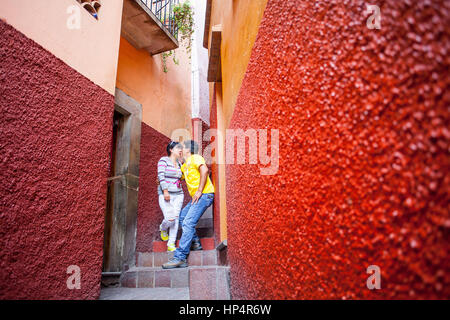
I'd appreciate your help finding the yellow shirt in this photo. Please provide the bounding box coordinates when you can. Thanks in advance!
[181,154,215,197]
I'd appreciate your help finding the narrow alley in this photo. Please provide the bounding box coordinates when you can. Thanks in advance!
[0,0,449,303]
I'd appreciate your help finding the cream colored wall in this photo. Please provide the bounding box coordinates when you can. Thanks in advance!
[0,0,123,95]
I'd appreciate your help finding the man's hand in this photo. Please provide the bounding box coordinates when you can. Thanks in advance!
[163,190,170,202]
[192,164,208,205]
[192,191,202,204]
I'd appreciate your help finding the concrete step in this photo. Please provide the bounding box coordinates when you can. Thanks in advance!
[120,265,231,300]
[136,249,218,268]
[100,287,190,300]
[173,227,214,240]
[171,206,214,238]
[196,205,213,228]
[152,237,215,252]
[189,266,231,300]
[121,266,190,288]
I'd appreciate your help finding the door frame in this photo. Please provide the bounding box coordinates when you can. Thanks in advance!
[103,88,142,272]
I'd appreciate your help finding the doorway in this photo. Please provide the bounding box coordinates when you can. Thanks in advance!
[102,88,142,273]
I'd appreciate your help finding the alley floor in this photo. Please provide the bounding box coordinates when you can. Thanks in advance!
[99,287,189,300]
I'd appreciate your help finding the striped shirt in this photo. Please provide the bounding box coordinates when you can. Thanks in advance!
[157,156,183,195]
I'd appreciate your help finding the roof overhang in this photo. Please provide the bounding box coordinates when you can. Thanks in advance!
[207,25,222,82]
[203,0,212,49]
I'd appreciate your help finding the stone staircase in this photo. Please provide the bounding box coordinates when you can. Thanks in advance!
[119,246,230,300]
[102,206,230,299]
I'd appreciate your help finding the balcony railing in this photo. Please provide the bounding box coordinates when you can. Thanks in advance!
[122,0,179,55]
[139,0,179,39]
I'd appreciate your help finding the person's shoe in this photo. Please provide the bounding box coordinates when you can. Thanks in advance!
[162,258,188,269]
[191,241,203,251]
[167,243,176,252]
[160,229,169,241]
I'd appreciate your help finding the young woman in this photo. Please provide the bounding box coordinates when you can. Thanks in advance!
[157,141,184,251]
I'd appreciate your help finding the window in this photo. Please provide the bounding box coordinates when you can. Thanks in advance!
[76,0,101,20]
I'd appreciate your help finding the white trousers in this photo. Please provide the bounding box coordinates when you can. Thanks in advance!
[158,193,184,245]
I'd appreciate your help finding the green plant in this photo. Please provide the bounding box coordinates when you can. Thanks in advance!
[162,50,179,73]
[161,1,194,73]
[173,1,194,55]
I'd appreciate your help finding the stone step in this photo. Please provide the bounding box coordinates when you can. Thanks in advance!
[137,249,218,268]
[120,266,231,300]
[165,206,213,234]
[100,287,190,300]
[171,206,214,238]
[189,266,231,300]
[152,237,215,252]
[196,205,213,228]
[121,266,190,288]
[174,227,214,240]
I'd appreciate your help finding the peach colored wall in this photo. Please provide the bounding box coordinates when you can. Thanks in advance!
[0,0,123,95]
[116,37,192,138]
[208,0,268,128]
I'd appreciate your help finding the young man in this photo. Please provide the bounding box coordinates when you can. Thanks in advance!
[162,140,215,269]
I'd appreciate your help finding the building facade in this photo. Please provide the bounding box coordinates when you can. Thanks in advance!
[204,0,449,299]
[0,0,199,299]
[0,0,448,300]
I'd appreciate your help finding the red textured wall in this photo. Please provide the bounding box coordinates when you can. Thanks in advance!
[136,123,190,252]
[192,117,210,156]
[0,21,114,299]
[226,0,449,299]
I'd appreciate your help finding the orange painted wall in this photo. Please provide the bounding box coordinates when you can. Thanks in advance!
[116,36,192,137]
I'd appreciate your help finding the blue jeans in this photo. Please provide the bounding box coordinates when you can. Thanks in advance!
[174,193,214,261]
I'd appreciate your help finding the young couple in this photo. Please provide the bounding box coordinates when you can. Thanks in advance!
[157,140,214,269]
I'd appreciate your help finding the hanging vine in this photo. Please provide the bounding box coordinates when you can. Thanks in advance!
[161,1,194,73]
[162,50,179,73]
[173,1,194,56]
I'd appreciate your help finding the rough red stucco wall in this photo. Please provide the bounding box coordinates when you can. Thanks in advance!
[136,123,190,252]
[192,117,210,156]
[0,21,114,299]
[226,0,449,299]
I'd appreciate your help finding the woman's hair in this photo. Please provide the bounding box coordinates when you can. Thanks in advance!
[166,141,180,156]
